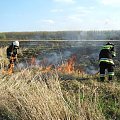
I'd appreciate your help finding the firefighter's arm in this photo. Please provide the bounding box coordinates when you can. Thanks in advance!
[111,47,116,57]
[112,51,116,57]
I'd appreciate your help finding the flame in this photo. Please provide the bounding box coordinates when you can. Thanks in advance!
[39,55,84,74]
[57,55,77,74]
[66,55,76,73]
[2,57,15,75]
[2,54,84,75]
[39,65,53,73]
[39,55,77,74]
[7,63,14,75]
[57,55,84,74]
[2,52,84,75]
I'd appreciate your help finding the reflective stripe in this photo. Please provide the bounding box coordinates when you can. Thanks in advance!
[100,74,105,77]
[100,58,109,60]
[99,58,114,64]
[108,72,114,76]
[102,45,113,50]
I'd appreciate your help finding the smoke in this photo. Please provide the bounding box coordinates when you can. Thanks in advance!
[16,41,103,75]
[44,52,62,65]
[17,63,26,69]
[38,50,72,66]
[86,66,98,75]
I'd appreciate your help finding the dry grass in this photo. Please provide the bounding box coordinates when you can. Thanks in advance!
[0,69,74,120]
[0,68,119,120]
[61,79,120,120]
[0,47,9,68]
[0,47,120,120]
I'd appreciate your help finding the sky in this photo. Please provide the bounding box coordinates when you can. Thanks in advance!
[0,0,120,32]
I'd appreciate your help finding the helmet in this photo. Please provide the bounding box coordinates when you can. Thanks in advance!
[13,41,19,47]
[106,42,114,46]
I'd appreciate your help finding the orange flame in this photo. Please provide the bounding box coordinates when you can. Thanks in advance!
[39,55,84,74]
[40,65,53,73]
[57,55,76,74]
[2,57,15,75]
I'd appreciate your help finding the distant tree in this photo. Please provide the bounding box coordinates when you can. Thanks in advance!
[0,33,6,40]
[2,30,120,40]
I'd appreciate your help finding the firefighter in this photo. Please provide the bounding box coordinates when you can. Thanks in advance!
[7,41,19,69]
[99,42,116,82]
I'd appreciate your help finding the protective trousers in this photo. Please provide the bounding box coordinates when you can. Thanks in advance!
[99,62,114,81]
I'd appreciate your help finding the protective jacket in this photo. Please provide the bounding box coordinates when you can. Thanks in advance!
[7,44,18,58]
[99,45,116,65]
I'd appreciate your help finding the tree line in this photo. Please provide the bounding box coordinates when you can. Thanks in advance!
[0,30,120,40]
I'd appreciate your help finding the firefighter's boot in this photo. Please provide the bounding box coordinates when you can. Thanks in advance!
[108,75,113,81]
[100,77,105,82]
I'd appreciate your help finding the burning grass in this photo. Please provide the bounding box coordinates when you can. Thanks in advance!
[0,68,120,120]
[0,46,120,120]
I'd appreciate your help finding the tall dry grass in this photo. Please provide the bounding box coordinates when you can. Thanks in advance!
[1,67,119,120]
[0,47,119,120]
[0,68,74,120]
[0,47,9,69]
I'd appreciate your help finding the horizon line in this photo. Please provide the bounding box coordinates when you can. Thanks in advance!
[1,29,120,33]
[0,40,120,42]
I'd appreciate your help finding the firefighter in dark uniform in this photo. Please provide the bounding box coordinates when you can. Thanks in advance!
[7,41,19,68]
[99,42,116,81]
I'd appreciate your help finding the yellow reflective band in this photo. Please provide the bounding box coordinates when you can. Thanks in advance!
[108,72,114,76]
[99,58,114,64]
[100,74,105,77]
[102,45,113,50]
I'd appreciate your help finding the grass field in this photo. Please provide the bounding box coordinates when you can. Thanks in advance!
[0,46,120,120]
[0,67,120,120]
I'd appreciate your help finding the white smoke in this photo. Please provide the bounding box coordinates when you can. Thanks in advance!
[86,66,98,75]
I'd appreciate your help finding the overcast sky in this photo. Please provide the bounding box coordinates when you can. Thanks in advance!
[0,0,120,32]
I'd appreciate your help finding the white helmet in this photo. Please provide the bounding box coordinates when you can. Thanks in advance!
[13,41,19,47]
